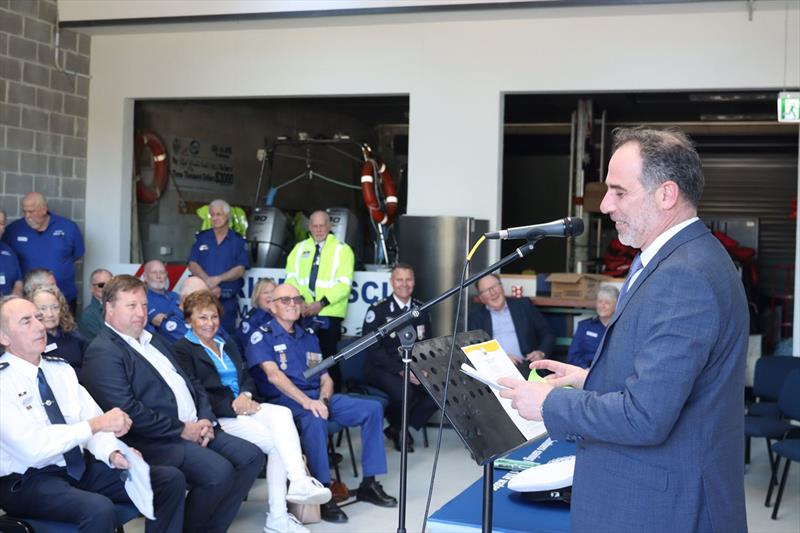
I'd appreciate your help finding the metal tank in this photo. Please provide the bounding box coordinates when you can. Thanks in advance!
[246,206,294,267]
[326,207,361,262]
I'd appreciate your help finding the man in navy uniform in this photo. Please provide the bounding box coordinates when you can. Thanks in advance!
[187,199,249,333]
[2,193,84,311]
[144,260,181,332]
[245,283,396,524]
[0,210,22,297]
[362,263,438,453]
[81,275,264,533]
[0,295,186,532]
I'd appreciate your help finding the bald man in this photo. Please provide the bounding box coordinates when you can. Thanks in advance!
[3,193,84,311]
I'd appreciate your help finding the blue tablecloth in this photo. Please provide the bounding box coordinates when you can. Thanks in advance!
[429,437,574,533]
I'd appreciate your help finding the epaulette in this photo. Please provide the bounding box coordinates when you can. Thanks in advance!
[373,297,388,307]
[305,327,315,335]
[259,324,272,333]
[42,355,68,363]
[0,362,8,371]
[412,298,424,306]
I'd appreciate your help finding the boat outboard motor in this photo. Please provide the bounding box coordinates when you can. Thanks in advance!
[326,207,359,251]
[246,206,294,267]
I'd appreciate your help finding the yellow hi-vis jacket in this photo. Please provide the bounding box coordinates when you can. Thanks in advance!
[285,233,354,319]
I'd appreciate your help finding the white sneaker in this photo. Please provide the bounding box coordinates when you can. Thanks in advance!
[286,476,332,505]
[264,512,310,533]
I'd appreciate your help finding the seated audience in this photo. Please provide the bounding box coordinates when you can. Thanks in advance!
[146,276,209,343]
[468,273,555,376]
[78,268,112,342]
[245,283,397,524]
[81,275,264,533]
[174,290,331,533]
[22,268,56,297]
[144,260,181,330]
[29,284,87,377]
[567,286,619,369]
[361,263,438,452]
[0,209,23,297]
[237,277,276,351]
[0,295,185,532]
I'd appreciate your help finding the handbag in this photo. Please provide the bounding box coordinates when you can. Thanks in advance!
[287,455,322,524]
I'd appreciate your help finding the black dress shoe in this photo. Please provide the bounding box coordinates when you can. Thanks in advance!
[321,500,348,523]
[356,479,398,507]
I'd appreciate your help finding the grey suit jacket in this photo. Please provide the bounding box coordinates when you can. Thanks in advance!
[544,220,748,533]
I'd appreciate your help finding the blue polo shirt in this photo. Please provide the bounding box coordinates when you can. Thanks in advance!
[2,213,84,301]
[188,229,249,300]
[147,288,181,323]
[567,316,607,369]
[0,242,22,296]
[244,318,323,402]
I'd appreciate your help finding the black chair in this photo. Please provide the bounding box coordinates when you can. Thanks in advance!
[745,356,800,463]
[765,368,800,519]
[0,503,139,532]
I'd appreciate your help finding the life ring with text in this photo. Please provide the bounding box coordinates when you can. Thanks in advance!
[360,159,398,226]
[135,132,169,204]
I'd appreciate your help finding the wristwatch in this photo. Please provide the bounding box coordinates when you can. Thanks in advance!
[243,391,253,399]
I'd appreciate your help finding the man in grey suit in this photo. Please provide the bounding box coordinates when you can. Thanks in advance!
[499,127,748,533]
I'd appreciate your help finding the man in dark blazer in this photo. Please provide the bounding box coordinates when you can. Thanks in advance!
[499,128,748,533]
[469,273,555,375]
[81,275,265,533]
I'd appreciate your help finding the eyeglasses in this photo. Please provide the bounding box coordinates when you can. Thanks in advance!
[272,296,305,306]
[92,282,106,288]
[478,283,503,296]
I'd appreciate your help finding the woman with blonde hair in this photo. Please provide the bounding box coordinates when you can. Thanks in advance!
[237,277,277,350]
[29,284,87,376]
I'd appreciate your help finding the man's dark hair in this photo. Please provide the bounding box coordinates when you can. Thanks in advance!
[391,263,415,275]
[102,274,146,308]
[612,127,704,207]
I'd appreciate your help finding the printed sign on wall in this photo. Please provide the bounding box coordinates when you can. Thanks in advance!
[170,137,235,190]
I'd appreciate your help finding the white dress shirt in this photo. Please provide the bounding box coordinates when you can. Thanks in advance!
[0,352,120,476]
[106,323,198,423]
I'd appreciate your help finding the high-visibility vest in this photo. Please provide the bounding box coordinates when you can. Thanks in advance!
[285,234,354,319]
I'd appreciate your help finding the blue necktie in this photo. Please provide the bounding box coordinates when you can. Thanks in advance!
[308,243,321,294]
[618,254,643,302]
[37,368,86,480]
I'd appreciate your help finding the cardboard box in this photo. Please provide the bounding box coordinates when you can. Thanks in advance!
[499,274,537,298]
[583,182,608,213]
[546,272,616,300]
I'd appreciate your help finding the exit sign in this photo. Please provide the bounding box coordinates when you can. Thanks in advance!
[777,91,800,123]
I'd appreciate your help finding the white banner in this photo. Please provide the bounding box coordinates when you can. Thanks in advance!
[111,264,391,337]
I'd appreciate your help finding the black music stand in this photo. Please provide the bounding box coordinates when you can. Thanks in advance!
[410,330,534,532]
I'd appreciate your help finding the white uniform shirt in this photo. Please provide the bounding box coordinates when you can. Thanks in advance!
[106,323,198,423]
[0,352,120,476]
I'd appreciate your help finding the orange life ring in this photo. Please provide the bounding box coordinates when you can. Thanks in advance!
[134,132,169,204]
[360,159,398,226]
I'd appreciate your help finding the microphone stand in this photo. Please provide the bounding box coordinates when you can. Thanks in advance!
[304,238,541,533]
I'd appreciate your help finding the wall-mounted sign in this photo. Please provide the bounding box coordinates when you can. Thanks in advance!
[777,91,800,123]
[170,136,235,190]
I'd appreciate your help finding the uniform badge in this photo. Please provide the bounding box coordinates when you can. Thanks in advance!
[250,331,263,345]
[365,310,376,324]
[165,321,177,332]
[417,325,426,340]
[242,322,250,334]
[199,244,209,251]
[22,395,33,410]
[302,250,311,258]
[279,352,288,370]
[44,343,57,353]
[307,352,322,368]
[17,236,28,242]
[53,229,65,237]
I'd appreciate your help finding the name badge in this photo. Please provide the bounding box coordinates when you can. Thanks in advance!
[301,251,311,258]
[22,395,33,410]
[0,275,5,285]
[586,331,599,338]
[17,236,28,242]
[273,344,287,352]
[417,325,426,340]
[44,343,58,353]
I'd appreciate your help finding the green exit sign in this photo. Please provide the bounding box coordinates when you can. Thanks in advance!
[777,91,800,123]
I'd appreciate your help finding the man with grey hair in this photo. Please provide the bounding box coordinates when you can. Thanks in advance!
[144,260,179,330]
[188,199,248,333]
[22,268,56,297]
[499,127,748,533]
[144,276,210,343]
[78,268,112,341]
[567,285,619,369]
[2,192,84,311]
[0,209,23,297]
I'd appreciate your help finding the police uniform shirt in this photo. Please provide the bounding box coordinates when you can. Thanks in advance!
[146,288,181,323]
[567,316,607,369]
[106,323,198,423]
[362,295,432,374]
[244,318,324,402]
[188,229,249,299]
[2,212,85,302]
[237,307,272,349]
[0,241,22,296]
[0,353,119,476]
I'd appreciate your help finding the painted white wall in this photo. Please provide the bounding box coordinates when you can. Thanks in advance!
[85,1,800,292]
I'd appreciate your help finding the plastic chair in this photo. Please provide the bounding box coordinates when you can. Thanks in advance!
[0,503,139,532]
[745,356,800,463]
[765,368,800,519]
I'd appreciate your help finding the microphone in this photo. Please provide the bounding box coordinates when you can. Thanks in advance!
[484,217,584,240]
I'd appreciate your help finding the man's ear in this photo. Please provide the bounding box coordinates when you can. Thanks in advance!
[658,180,681,210]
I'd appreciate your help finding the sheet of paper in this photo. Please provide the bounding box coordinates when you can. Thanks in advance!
[461,339,547,441]
[116,440,155,520]
[459,363,510,390]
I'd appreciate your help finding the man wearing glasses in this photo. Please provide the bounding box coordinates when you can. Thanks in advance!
[245,283,396,524]
[469,273,555,376]
[77,268,112,342]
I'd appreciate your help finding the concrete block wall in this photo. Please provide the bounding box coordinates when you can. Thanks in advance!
[0,0,89,226]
